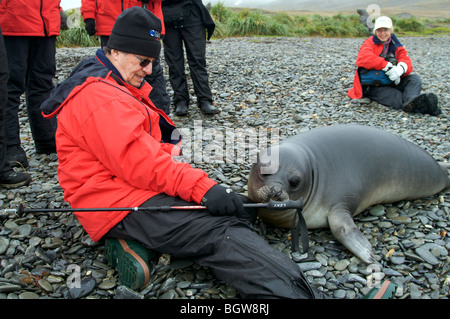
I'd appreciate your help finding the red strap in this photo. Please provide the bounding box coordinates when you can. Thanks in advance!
[373,280,391,299]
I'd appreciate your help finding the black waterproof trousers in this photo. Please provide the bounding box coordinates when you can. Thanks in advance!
[363,73,422,110]
[0,27,11,174]
[105,193,328,299]
[163,9,213,105]
[3,36,57,148]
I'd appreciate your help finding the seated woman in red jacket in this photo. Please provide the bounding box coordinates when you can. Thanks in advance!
[348,16,441,116]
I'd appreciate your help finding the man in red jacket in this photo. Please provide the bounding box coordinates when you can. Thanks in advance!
[41,7,327,299]
[81,0,171,115]
[348,16,441,116]
[0,0,60,168]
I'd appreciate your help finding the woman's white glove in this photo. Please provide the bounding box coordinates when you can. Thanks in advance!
[382,62,394,72]
[385,62,408,85]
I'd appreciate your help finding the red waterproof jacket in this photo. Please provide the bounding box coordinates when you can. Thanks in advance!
[42,51,216,242]
[81,0,165,36]
[348,34,413,99]
[0,0,61,36]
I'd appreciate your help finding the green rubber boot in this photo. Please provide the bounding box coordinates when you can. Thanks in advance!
[105,239,156,290]
[362,280,397,299]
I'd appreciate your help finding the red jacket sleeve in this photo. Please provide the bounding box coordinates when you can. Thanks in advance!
[395,46,413,75]
[81,0,97,20]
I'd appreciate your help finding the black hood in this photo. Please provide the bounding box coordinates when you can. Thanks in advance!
[41,50,117,117]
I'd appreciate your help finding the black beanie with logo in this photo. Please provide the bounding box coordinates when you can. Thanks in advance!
[107,6,162,58]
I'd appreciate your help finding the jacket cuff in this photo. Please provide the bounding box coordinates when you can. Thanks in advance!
[190,177,217,204]
[398,62,408,75]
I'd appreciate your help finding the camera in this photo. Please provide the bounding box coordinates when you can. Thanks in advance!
[381,53,398,66]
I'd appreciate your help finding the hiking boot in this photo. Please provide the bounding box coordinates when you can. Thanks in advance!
[402,93,441,116]
[105,239,156,290]
[175,101,188,116]
[6,145,29,168]
[424,93,441,116]
[362,280,397,299]
[199,100,218,115]
[0,169,32,189]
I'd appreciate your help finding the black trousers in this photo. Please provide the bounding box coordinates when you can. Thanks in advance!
[163,21,213,105]
[3,36,57,147]
[106,193,328,299]
[0,27,11,174]
[363,73,422,110]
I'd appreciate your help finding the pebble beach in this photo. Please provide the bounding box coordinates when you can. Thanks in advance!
[0,35,449,300]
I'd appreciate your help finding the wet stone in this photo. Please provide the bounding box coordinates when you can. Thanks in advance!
[19,291,40,299]
[67,277,96,299]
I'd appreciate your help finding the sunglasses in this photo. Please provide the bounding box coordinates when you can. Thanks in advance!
[133,54,156,68]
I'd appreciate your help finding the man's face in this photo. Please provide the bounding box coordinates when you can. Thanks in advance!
[110,50,155,87]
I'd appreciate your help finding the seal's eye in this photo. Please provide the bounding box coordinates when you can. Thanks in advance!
[289,177,300,188]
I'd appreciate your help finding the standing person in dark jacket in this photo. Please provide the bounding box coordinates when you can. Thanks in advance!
[162,0,217,115]
[81,0,171,114]
[0,0,60,168]
[348,16,441,116]
[0,26,31,188]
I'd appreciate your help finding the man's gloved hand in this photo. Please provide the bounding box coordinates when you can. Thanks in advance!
[202,185,246,217]
[84,18,96,36]
[385,62,407,85]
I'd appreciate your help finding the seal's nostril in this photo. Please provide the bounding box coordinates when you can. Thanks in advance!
[269,183,286,200]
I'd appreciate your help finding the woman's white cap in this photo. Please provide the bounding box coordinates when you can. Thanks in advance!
[374,16,393,31]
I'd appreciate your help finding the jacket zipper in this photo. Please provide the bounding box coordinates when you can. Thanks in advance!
[225,234,316,298]
[39,0,48,36]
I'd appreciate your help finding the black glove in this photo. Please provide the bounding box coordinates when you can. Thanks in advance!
[84,18,96,36]
[202,185,246,217]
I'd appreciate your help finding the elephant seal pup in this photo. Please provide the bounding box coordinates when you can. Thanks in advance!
[248,124,449,263]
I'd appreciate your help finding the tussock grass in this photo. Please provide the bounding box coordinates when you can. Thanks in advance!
[56,3,450,48]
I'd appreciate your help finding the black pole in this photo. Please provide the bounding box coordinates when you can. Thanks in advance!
[2,199,303,216]
[1,198,309,254]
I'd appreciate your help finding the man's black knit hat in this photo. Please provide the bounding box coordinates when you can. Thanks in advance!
[107,7,162,58]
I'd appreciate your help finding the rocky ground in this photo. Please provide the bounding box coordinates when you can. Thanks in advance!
[0,35,449,300]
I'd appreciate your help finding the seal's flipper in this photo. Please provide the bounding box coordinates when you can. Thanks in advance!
[328,209,374,264]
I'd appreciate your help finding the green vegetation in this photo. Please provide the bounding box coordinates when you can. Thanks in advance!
[56,2,450,48]
[57,10,100,48]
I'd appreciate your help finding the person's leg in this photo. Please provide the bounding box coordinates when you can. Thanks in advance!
[26,36,57,153]
[0,29,31,187]
[397,73,422,107]
[0,28,9,174]
[3,36,29,167]
[3,36,28,148]
[363,85,404,110]
[181,24,213,105]
[163,26,190,110]
[106,194,328,299]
